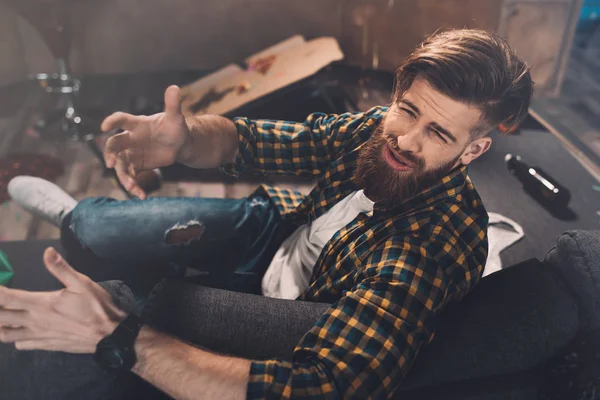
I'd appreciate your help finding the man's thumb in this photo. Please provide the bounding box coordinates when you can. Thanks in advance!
[164,85,182,118]
[43,247,85,290]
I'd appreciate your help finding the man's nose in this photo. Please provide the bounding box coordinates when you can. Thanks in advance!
[396,128,422,153]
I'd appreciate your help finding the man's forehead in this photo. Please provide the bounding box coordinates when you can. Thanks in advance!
[398,78,482,137]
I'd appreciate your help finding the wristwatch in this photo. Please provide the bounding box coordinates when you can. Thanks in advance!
[94,314,144,371]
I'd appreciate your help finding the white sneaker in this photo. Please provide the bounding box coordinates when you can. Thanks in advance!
[7,176,78,227]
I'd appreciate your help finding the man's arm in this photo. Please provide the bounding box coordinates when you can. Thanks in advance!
[176,115,240,169]
[216,107,385,178]
[176,107,385,177]
[132,326,250,400]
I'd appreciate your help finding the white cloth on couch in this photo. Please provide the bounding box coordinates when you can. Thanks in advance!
[483,212,524,277]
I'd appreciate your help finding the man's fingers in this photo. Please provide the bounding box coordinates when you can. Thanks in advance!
[127,163,137,182]
[15,340,45,351]
[127,164,147,200]
[114,156,135,189]
[114,158,146,199]
[164,85,182,119]
[0,309,28,327]
[103,132,132,168]
[101,111,138,133]
[0,327,38,343]
[15,339,64,352]
[43,247,87,290]
[114,157,145,199]
[131,187,147,200]
[0,286,37,309]
[15,339,95,353]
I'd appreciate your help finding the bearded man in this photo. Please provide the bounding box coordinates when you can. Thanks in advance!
[3,28,533,399]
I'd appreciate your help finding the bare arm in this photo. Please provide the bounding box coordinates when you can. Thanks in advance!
[133,326,251,400]
[220,108,384,178]
[177,115,239,169]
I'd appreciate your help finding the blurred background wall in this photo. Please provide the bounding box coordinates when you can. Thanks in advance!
[0,0,582,94]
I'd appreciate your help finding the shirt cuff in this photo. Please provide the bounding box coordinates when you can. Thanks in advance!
[246,359,292,399]
[219,117,255,178]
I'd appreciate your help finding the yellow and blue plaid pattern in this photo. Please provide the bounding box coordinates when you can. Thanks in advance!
[221,107,489,399]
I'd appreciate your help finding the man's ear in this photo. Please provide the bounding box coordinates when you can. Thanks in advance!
[460,137,492,165]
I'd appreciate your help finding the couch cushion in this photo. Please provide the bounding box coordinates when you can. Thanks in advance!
[544,230,600,332]
[399,258,578,391]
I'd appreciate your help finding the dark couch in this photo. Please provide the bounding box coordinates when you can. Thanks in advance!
[2,230,600,399]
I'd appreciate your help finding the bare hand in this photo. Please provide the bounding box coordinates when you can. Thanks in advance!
[101,85,189,199]
[0,248,127,353]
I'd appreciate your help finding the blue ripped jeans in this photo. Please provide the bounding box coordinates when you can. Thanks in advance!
[60,193,296,299]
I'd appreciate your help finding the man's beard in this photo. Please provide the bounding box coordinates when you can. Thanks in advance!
[352,124,461,208]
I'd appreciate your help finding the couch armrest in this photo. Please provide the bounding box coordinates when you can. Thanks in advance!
[544,230,600,332]
[399,258,578,391]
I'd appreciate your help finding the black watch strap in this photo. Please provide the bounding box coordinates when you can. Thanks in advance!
[94,314,144,371]
[113,314,144,340]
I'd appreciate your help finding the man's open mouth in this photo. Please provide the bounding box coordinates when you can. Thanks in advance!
[384,144,414,171]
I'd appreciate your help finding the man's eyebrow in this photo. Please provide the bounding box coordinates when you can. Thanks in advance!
[398,99,458,143]
[399,99,420,115]
[430,122,457,143]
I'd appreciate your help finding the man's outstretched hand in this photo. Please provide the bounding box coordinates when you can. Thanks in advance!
[101,85,190,200]
[0,247,127,353]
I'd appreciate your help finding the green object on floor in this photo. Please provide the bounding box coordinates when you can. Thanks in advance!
[0,249,14,286]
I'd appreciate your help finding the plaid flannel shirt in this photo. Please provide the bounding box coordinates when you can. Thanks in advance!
[220,106,489,399]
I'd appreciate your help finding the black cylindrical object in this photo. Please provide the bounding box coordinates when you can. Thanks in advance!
[505,154,571,208]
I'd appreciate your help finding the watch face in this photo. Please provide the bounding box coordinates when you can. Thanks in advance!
[94,315,141,371]
[97,340,125,369]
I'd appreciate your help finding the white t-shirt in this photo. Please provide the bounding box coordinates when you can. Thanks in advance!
[261,190,374,299]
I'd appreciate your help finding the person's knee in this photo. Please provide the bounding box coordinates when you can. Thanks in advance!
[66,197,118,252]
[99,280,139,315]
[164,220,206,245]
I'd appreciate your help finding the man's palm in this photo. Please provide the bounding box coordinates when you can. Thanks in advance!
[126,111,188,169]
[101,85,189,199]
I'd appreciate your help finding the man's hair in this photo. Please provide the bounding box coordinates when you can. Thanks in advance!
[393,29,534,137]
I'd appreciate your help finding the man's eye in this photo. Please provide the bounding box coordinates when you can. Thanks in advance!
[433,130,447,143]
[401,108,416,118]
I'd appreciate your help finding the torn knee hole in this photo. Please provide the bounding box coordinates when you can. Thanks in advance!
[165,221,205,245]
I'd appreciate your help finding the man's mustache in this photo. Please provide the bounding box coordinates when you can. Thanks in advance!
[383,135,424,168]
